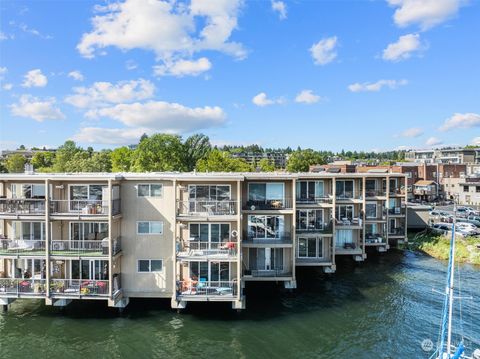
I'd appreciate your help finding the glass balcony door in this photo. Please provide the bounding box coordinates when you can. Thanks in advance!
[189,261,230,282]
[247,215,285,239]
[296,181,324,201]
[336,180,354,199]
[72,259,108,280]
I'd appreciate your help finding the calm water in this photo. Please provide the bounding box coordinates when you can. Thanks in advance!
[1,250,479,359]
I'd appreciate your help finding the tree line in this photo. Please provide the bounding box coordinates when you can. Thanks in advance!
[0,132,409,174]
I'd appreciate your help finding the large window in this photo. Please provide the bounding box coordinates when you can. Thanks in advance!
[190,261,229,282]
[10,184,45,198]
[298,237,324,258]
[296,181,324,201]
[137,184,162,197]
[296,209,324,231]
[335,230,354,247]
[189,185,231,201]
[248,248,284,271]
[138,259,163,273]
[336,180,354,198]
[70,184,105,201]
[72,259,109,280]
[247,215,285,239]
[189,223,230,242]
[137,221,163,235]
[336,205,354,221]
[12,221,45,240]
[365,203,377,219]
[70,222,108,241]
[248,183,284,201]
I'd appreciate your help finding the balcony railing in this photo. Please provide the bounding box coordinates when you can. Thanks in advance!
[389,188,404,196]
[335,241,360,250]
[365,234,387,245]
[0,239,46,255]
[243,231,292,244]
[50,279,109,296]
[50,240,106,256]
[335,218,362,227]
[0,278,47,296]
[389,227,405,236]
[177,280,237,298]
[388,207,406,215]
[0,198,46,215]
[365,190,386,198]
[50,200,109,215]
[245,268,292,277]
[177,240,237,258]
[296,223,333,234]
[177,200,237,216]
[244,198,293,210]
[296,196,333,205]
[335,192,362,200]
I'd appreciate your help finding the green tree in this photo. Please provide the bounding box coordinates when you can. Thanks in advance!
[132,134,187,172]
[183,133,212,171]
[87,150,112,172]
[257,158,275,172]
[0,161,7,173]
[5,154,27,173]
[286,149,326,172]
[53,140,83,172]
[31,151,55,171]
[111,146,134,172]
[196,149,253,172]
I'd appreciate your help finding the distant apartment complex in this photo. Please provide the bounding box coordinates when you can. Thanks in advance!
[230,152,288,168]
[0,171,407,310]
[443,177,480,206]
[405,148,479,164]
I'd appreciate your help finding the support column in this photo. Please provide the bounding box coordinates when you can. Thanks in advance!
[291,177,296,288]
[45,179,51,300]
[362,176,366,259]
[332,177,336,265]
[171,179,178,309]
[404,175,408,243]
[386,176,391,247]
[236,179,243,307]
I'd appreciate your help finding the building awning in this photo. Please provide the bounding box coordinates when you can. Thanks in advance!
[414,180,436,186]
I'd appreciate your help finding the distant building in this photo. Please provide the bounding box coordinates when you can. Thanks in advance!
[230,152,288,168]
[404,148,478,164]
[0,149,57,161]
[443,176,480,206]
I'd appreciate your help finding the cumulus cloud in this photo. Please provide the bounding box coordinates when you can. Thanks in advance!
[252,92,285,107]
[471,137,480,146]
[22,69,48,88]
[425,137,443,146]
[10,95,65,121]
[72,127,150,145]
[295,90,321,104]
[0,67,6,78]
[77,0,246,65]
[153,57,212,77]
[439,112,480,131]
[397,127,424,138]
[65,78,155,108]
[271,1,287,20]
[3,83,13,91]
[68,70,84,81]
[382,33,423,61]
[348,79,408,92]
[310,36,338,65]
[85,100,226,133]
[387,0,464,30]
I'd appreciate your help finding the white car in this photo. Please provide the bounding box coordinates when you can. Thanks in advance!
[431,223,452,236]
[466,215,480,227]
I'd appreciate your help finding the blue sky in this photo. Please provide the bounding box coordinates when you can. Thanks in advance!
[0,0,479,152]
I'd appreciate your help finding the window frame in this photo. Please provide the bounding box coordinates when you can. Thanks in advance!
[136,221,164,235]
[137,259,163,273]
[137,183,163,198]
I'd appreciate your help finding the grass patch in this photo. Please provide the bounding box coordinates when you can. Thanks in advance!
[406,231,480,266]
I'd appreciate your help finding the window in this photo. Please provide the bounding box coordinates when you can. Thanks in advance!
[10,184,45,199]
[298,237,324,258]
[137,221,163,235]
[190,261,229,282]
[189,223,230,242]
[296,209,323,230]
[336,205,354,221]
[138,260,163,272]
[248,183,284,201]
[12,221,45,240]
[476,186,480,193]
[335,230,354,247]
[336,180,354,198]
[70,222,108,241]
[189,185,231,201]
[365,223,377,236]
[296,181,324,201]
[137,184,163,197]
[248,215,284,239]
[365,203,377,219]
[463,186,469,192]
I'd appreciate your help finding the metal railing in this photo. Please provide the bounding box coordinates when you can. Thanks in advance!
[243,231,292,244]
[0,239,46,255]
[112,237,122,255]
[296,223,333,234]
[247,268,291,277]
[365,189,386,197]
[50,200,109,215]
[335,218,362,227]
[365,234,387,244]
[389,188,404,196]
[388,227,405,236]
[177,240,237,257]
[0,278,47,296]
[388,207,406,215]
[50,279,109,296]
[177,200,237,216]
[335,241,360,250]
[0,198,46,215]
[244,198,293,210]
[50,240,106,255]
[335,192,362,200]
[177,280,237,298]
[296,195,333,204]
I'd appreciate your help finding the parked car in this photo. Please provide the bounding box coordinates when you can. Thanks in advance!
[466,215,480,227]
[431,223,452,236]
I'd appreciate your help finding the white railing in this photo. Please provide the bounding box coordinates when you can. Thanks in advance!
[50,200,109,215]
[177,240,237,258]
[177,280,237,298]
[177,200,237,216]
[0,198,46,215]
[0,239,46,255]
[0,278,47,296]
[50,240,106,255]
[50,279,109,296]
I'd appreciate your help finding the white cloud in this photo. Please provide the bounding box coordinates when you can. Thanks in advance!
[252,92,285,107]
[471,137,480,146]
[271,1,287,20]
[85,101,226,133]
[387,0,464,30]
[65,78,155,109]
[0,32,9,40]
[439,112,480,131]
[295,90,321,104]
[425,137,443,146]
[310,36,338,65]
[10,95,65,122]
[382,33,423,61]
[72,127,150,145]
[77,0,246,63]
[17,23,52,39]
[397,127,424,138]
[3,83,13,91]
[125,60,138,70]
[68,70,84,81]
[153,57,212,77]
[0,67,6,81]
[22,69,48,88]
[348,79,408,92]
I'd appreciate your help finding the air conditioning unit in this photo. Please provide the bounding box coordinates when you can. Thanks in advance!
[231,230,239,238]
[250,205,256,211]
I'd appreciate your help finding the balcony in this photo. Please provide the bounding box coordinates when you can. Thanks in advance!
[388,207,406,216]
[389,227,405,236]
[243,198,293,210]
[335,192,362,201]
[0,239,46,256]
[177,240,237,260]
[296,195,333,205]
[177,280,237,300]
[335,218,363,227]
[50,200,108,216]
[244,268,292,278]
[0,278,47,296]
[335,240,362,254]
[242,231,292,246]
[365,189,386,198]
[0,198,46,216]
[389,188,404,196]
[50,238,121,257]
[177,200,237,217]
[50,279,109,297]
[365,233,387,245]
[296,223,333,235]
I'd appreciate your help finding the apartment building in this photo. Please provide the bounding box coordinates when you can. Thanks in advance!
[0,172,407,311]
[230,152,288,169]
[443,176,480,206]
[405,148,478,164]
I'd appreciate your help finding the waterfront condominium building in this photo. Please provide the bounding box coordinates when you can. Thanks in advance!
[0,172,407,310]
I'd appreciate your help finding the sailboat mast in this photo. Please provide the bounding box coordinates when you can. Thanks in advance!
[446,201,457,356]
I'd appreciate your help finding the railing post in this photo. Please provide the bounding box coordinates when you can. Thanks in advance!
[45,179,50,299]
[108,179,113,299]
